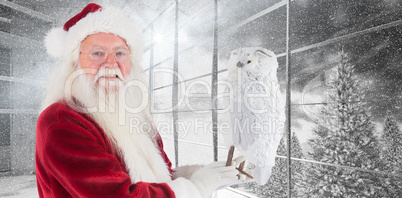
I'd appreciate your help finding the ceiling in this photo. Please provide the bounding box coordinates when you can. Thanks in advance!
[5,0,206,29]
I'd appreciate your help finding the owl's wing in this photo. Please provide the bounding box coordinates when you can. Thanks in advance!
[230,100,256,152]
[231,80,286,185]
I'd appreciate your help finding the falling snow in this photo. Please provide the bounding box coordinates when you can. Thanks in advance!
[1,0,402,197]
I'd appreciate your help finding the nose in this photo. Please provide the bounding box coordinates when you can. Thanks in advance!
[103,53,118,68]
[237,61,244,67]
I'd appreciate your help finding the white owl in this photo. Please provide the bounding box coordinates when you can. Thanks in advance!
[224,47,285,185]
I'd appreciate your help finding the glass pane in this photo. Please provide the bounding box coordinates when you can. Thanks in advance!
[0,80,11,109]
[181,75,212,112]
[0,48,10,77]
[291,1,402,196]
[152,59,174,89]
[219,0,283,30]
[290,0,402,49]
[176,111,214,165]
[152,87,173,114]
[11,114,37,173]
[0,114,10,146]
[11,83,44,110]
[219,6,287,62]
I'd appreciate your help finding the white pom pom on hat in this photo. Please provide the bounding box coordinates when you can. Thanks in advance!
[44,3,143,64]
[45,27,68,58]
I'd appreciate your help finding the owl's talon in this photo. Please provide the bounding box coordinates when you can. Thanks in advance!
[236,168,254,179]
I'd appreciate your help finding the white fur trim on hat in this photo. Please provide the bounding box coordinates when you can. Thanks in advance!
[44,6,144,65]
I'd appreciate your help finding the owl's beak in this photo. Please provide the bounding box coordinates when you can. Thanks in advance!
[237,61,244,67]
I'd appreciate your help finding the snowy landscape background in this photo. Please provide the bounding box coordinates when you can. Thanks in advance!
[1,0,402,197]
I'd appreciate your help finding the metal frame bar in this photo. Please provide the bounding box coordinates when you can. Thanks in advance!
[293,98,402,106]
[0,75,45,86]
[225,187,259,198]
[276,155,402,179]
[219,0,286,37]
[211,0,219,162]
[152,109,225,114]
[148,24,155,114]
[153,69,226,91]
[162,137,227,149]
[172,0,180,167]
[0,109,39,114]
[0,0,53,22]
[0,16,11,23]
[285,0,292,197]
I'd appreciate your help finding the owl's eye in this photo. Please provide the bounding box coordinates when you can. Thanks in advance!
[247,60,252,64]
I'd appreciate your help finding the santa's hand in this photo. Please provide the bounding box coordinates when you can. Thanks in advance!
[189,161,239,197]
[166,161,243,197]
[215,156,254,190]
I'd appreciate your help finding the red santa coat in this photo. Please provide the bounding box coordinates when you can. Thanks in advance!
[35,101,176,197]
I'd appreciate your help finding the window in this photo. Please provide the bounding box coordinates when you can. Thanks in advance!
[145,0,402,197]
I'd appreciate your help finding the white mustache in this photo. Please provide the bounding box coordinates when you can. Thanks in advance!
[93,67,125,83]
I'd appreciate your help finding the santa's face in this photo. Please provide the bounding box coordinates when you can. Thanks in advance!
[79,32,131,90]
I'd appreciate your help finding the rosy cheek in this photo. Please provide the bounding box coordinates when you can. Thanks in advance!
[79,62,99,81]
[121,63,131,78]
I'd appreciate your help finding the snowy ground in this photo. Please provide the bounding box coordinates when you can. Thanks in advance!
[0,175,257,198]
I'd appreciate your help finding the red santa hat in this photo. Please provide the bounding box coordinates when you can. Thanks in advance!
[44,3,143,64]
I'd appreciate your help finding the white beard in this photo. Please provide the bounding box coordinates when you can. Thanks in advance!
[55,66,172,184]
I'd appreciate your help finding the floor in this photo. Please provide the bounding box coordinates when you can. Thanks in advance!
[0,175,38,198]
[0,175,257,198]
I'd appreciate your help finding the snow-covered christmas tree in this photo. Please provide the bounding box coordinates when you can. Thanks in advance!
[301,51,386,197]
[380,113,402,196]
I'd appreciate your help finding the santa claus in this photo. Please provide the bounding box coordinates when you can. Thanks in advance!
[35,3,247,198]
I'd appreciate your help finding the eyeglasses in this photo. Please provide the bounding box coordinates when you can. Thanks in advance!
[80,47,131,63]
